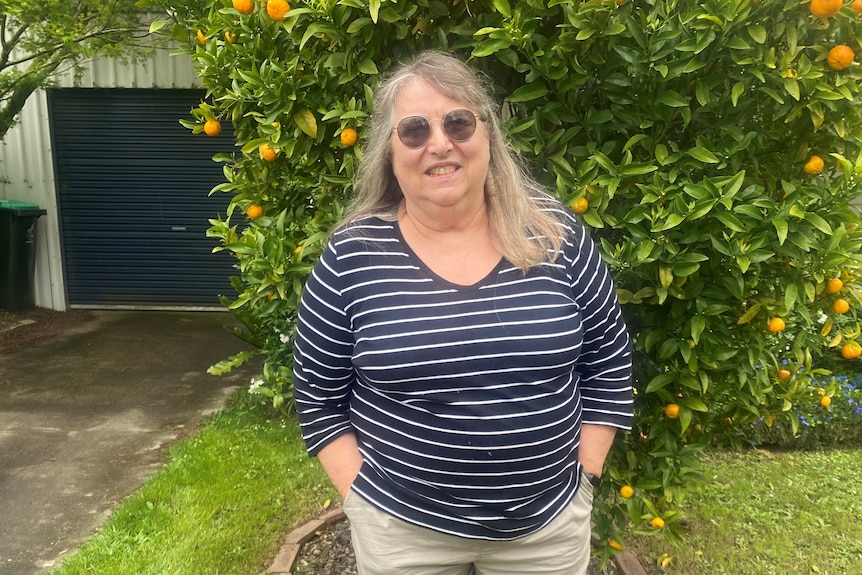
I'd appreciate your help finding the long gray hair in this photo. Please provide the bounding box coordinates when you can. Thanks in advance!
[346,50,563,271]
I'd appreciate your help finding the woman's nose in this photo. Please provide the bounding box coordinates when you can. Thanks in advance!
[425,122,452,153]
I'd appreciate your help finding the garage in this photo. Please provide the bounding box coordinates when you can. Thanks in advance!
[48,88,237,308]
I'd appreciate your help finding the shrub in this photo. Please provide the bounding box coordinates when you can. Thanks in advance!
[147,0,862,555]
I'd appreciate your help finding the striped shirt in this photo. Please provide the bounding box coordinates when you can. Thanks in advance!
[293,198,633,540]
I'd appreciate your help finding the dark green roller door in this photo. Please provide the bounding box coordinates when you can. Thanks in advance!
[49,88,237,307]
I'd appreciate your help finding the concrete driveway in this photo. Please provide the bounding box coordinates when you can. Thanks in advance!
[0,310,260,575]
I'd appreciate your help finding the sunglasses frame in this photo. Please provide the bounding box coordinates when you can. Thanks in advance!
[393,109,482,149]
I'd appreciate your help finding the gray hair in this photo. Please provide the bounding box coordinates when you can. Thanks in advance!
[346,50,563,271]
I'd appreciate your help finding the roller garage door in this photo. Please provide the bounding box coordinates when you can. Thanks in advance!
[49,88,237,307]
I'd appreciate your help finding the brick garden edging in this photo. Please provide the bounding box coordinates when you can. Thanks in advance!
[267,508,648,575]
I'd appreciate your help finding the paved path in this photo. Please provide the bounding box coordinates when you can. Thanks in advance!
[0,311,258,575]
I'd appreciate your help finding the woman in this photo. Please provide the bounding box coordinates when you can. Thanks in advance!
[293,51,633,575]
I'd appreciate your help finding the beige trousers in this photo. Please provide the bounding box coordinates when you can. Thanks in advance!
[343,474,594,575]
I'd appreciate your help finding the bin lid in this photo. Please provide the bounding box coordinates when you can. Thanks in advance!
[0,199,47,216]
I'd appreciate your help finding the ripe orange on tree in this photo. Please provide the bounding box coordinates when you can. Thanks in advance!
[196,30,207,44]
[665,403,680,419]
[203,118,221,136]
[828,45,854,71]
[233,0,255,15]
[651,517,666,529]
[832,298,850,314]
[777,369,791,381]
[608,539,623,551]
[810,0,842,18]
[826,277,844,293]
[266,0,290,21]
[803,155,824,175]
[619,485,634,498]
[767,317,786,333]
[820,395,832,408]
[260,143,278,161]
[246,204,264,219]
[854,0,862,15]
[841,341,862,359]
[340,127,358,146]
[571,197,589,214]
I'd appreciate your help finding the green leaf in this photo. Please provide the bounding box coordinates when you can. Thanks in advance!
[715,212,747,232]
[785,283,798,312]
[689,146,719,163]
[748,24,767,44]
[358,59,379,75]
[294,109,317,138]
[657,91,688,107]
[773,218,788,245]
[369,0,381,23]
[695,82,710,106]
[679,397,709,412]
[492,0,512,17]
[645,372,675,394]
[505,82,549,103]
[731,82,745,106]
[805,213,833,235]
[473,39,512,57]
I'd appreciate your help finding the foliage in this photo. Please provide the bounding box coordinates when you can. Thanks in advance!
[752,366,862,449]
[147,0,862,554]
[0,0,156,138]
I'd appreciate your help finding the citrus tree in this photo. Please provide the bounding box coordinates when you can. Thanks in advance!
[0,0,153,138]
[147,0,862,558]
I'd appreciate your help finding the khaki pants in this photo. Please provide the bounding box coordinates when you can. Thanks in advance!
[343,475,594,575]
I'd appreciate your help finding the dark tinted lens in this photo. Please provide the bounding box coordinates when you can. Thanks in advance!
[396,116,431,148]
[443,109,477,141]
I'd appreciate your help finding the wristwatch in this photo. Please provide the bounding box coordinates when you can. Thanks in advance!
[583,472,602,489]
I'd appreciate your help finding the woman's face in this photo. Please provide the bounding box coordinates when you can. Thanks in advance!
[390,78,490,216]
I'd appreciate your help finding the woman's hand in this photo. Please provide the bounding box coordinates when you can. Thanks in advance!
[317,432,364,500]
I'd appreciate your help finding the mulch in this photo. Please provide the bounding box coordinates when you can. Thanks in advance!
[0,307,95,356]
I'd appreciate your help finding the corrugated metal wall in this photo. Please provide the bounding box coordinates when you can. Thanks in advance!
[0,45,201,311]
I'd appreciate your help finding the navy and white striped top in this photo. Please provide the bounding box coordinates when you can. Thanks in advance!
[294,198,633,540]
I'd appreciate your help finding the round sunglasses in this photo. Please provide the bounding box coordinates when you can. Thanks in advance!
[393,109,482,148]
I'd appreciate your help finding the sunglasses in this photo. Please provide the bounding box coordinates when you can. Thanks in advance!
[393,109,482,148]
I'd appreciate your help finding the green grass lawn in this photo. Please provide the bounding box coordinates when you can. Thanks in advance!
[48,391,336,575]
[629,448,862,575]
[48,388,862,575]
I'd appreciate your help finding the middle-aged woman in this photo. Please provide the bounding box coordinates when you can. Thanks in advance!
[293,50,633,575]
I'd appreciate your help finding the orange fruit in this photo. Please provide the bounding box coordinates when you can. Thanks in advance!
[266,0,291,20]
[810,0,842,18]
[609,539,623,551]
[803,155,824,175]
[665,403,680,419]
[340,128,358,146]
[259,143,278,161]
[196,30,207,44]
[777,369,791,381]
[841,341,862,359]
[854,0,862,14]
[826,278,844,294]
[651,517,666,529]
[767,317,786,333]
[620,485,634,499]
[203,119,221,137]
[246,204,264,219]
[224,31,236,44]
[233,0,255,15]
[832,298,850,314]
[827,45,854,71]
[571,197,589,214]
[820,395,832,407]
[294,245,305,254]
